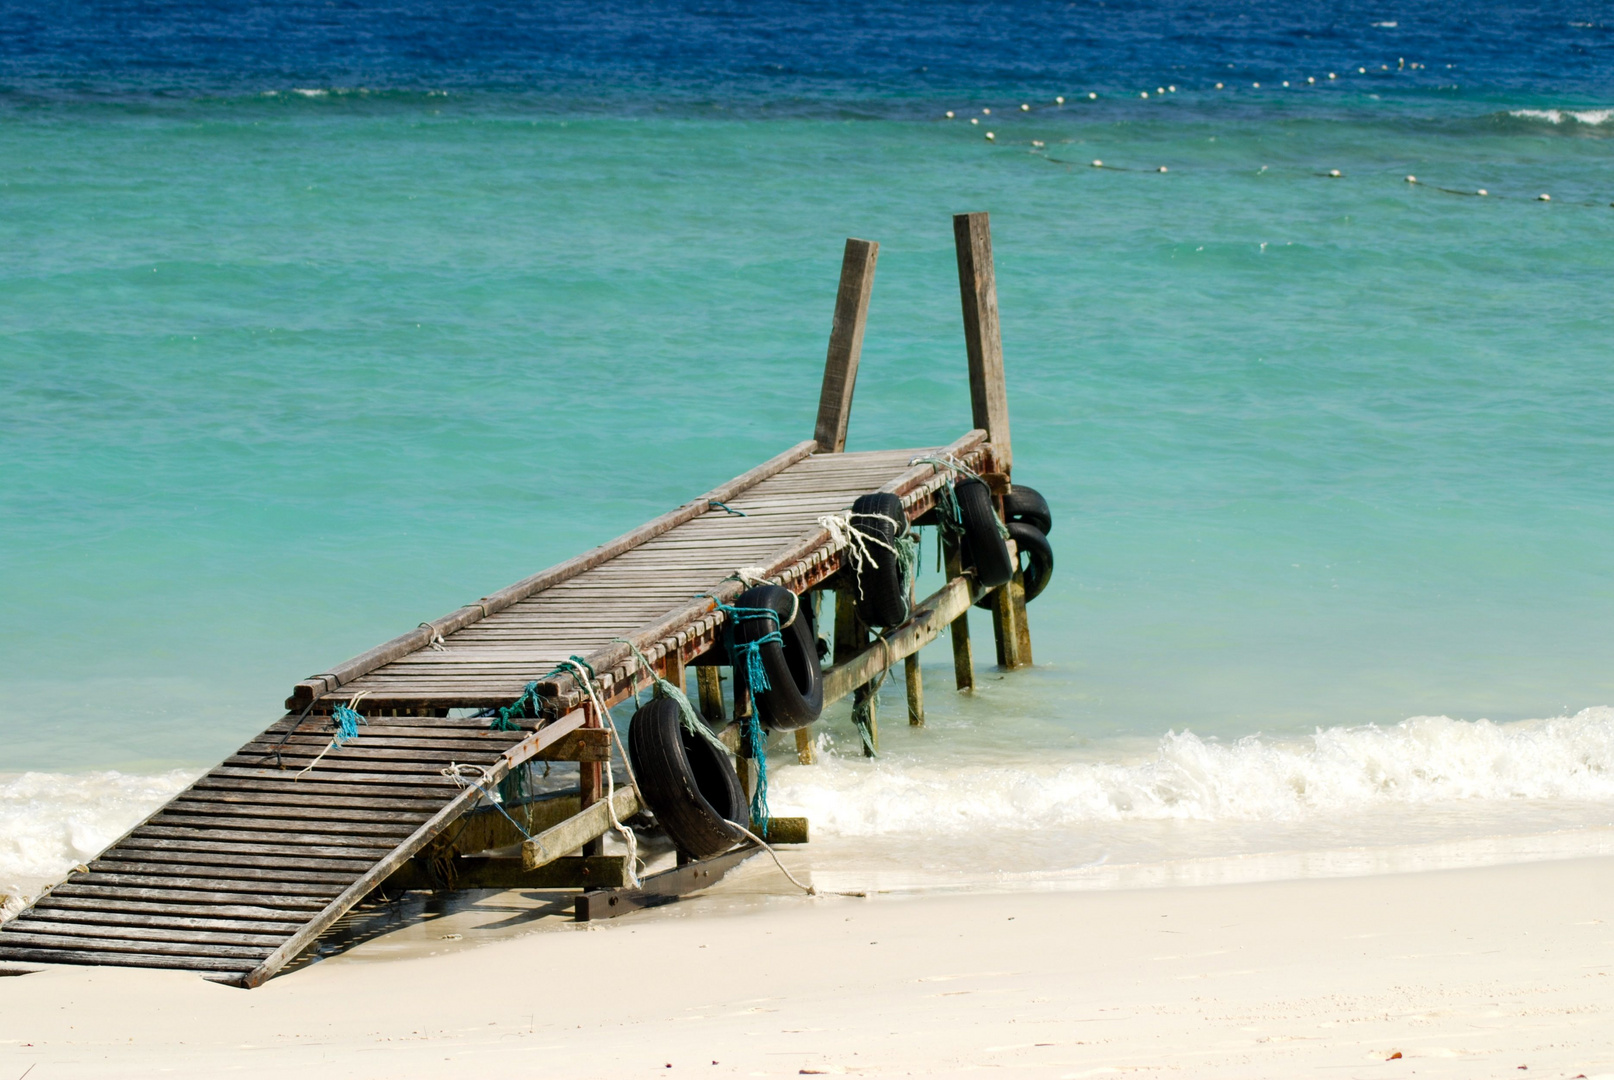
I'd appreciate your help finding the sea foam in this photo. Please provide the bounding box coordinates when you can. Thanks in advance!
[773,709,1614,837]
[1508,108,1614,125]
[0,769,194,917]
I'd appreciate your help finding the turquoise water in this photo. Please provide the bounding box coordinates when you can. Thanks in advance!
[4,22,1614,898]
[6,95,1613,769]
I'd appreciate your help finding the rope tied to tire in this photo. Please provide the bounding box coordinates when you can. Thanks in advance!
[709,600,790,830]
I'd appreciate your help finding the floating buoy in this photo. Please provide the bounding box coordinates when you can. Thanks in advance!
[982,107,992,115]
[1329,72,1337,79]
[1282,80,1290,87]
[1359,67,1367,73]
[1156,87,1165,94]
[1140,91,1149,98]
[970,117,979,125]
[1398,58,1405,69]
[1091,159,1103,167]
[1088,92,1097,99]
[1168,85,1176,92]
[945,110,955,118]
[1157,165,1168,173]
[1538,193,1551,201]
[1329,169,1342,177]
[1055,96,1065,104]
[1031,139,1044,148]
[1252,81,1261,88]
[1477,188,1488,196]
[985,131,995,141]
[1215,82,1224,89]
[1020,103,1030,111]
[1405,175,1417,183]
[1307,76,1316,84]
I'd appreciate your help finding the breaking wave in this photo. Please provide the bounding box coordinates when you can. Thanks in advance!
[0,769,194,917]
[1507,107,1614,125]
[775,709,1614,837]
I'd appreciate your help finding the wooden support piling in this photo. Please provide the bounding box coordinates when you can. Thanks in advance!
[1011,571,1034,666]
[696,666,725,724]
[944,543,975,691]
[794,728,816,764]
[905,653,925,726]
[813,238,880,454]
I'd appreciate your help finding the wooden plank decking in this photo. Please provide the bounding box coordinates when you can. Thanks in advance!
[0,435,991,986]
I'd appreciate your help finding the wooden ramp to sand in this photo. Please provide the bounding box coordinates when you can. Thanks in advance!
[0,215,1035,986]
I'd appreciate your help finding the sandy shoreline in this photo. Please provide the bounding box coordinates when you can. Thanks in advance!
[2,857,1611,1078]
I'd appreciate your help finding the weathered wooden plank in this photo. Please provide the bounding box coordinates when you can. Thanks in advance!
[148,813,419,836]
[574,844,760,921]
[130,825,399,850]
[3,919,288,949]
[97,846,372,872]
[23,908,305,935]
[0,946,255,974]
[33,895,315,922]
[177,789,449,812]
[521,787,638,870]
[287,440,818,709]
[384,855,632,891]
[66,873,346,897]
[0,931,272,960]
[88,859,358,885]
[114,837,383,862]
[954,211,1013,472]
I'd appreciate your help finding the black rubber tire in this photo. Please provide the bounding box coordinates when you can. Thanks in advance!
[628,696,746,859]
[975,521,1054,609]
[731,584,824,732]
[956,477,1015,591]
[849,491,911,628]
[1003,484,1052,536]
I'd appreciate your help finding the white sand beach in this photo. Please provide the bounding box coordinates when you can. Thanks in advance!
[3,857,1611,1079]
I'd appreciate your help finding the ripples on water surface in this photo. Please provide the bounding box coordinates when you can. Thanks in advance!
[2,0,1613,898]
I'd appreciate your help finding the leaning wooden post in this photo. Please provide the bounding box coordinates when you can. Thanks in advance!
[813,238,880,453]
[954,211,1025,670]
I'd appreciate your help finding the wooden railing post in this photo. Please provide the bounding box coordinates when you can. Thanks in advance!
[953,212,1012,473]
[813,238,880,453]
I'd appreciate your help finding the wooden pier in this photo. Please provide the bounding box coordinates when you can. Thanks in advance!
[0,213,1039,986]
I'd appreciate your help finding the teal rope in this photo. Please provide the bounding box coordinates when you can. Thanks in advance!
[489,655,597,731]
[742,710,771,834]
[330,702,366,747]
[707,500,747,516]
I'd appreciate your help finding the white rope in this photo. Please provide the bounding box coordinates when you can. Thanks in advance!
[559,658,644,888]
[816,511,906,601]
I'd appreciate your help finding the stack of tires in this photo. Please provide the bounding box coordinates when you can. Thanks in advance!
[968,481,1053,609]
[627,582,822,859]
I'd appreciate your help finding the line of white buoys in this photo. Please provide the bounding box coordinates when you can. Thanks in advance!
[943,62,1456,123]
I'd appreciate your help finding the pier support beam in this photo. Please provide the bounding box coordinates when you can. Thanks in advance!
[813,238,880,454]
[944,544,975,691]
[905,653,925,726]
[835,585,878,756]
[696,666,725,724]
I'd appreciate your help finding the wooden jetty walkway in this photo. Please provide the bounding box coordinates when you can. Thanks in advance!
[0,213,1040,987]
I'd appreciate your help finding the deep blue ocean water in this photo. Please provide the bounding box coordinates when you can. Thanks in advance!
[4,1,1614,896]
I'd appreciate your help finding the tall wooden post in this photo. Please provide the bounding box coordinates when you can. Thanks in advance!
[953,213,1012,473]
[696,666,725,723]
[955,211,1027,669]
[813,238,880,453]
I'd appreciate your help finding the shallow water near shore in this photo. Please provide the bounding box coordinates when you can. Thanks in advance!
[4,0,1614,906]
